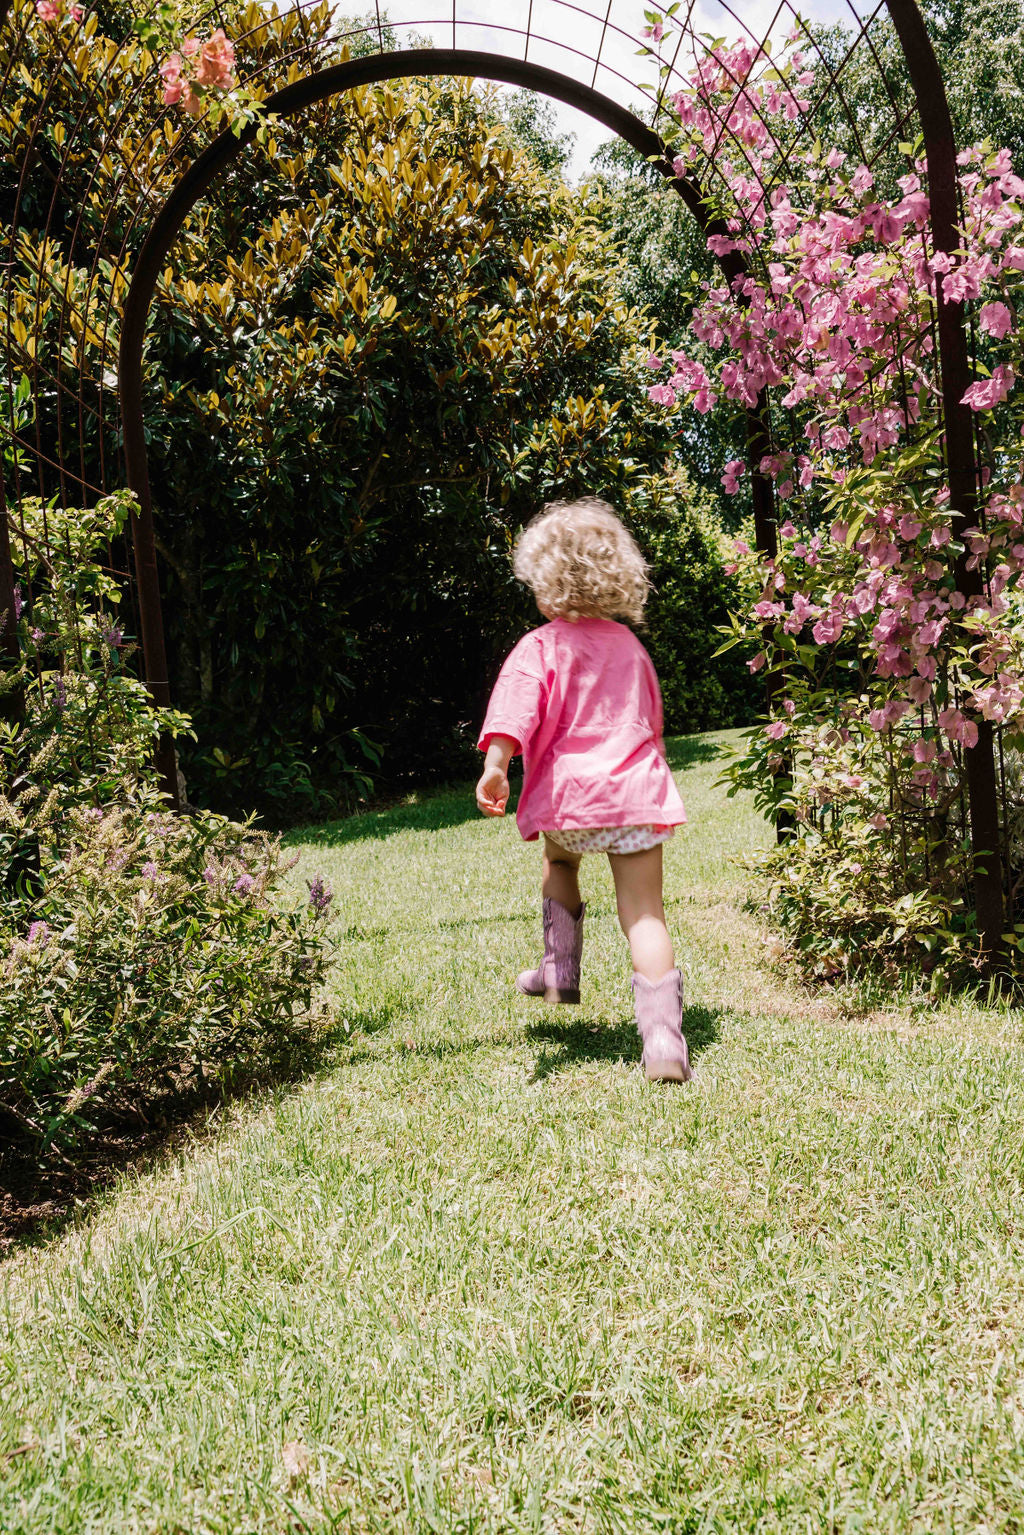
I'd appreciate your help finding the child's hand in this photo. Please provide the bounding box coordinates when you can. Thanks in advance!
[476,765,509,817]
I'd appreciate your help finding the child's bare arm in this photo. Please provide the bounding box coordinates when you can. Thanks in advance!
[475,735,517,817]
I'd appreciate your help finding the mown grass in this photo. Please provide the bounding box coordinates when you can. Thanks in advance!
[3,729,1024,1532]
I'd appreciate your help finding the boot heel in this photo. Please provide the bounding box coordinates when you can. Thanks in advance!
[644,1056,690,1083]
[542,985,580,1005]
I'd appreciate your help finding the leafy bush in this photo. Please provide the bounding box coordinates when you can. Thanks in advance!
[0,794,331,1165]
[626,470,757,732]
[0,493,334,1174]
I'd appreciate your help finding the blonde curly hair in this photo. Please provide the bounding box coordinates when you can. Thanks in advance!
[513,497,650,625]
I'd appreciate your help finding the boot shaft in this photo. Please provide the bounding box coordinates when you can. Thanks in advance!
[632,969,692,1083]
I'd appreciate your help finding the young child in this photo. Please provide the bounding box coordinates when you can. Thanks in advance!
[475,496,692,1083]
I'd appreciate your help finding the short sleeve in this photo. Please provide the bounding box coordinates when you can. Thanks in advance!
[478,633,548,756]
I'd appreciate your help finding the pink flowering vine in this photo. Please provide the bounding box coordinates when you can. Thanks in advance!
[160,28,236,115]
[642,25,1024,810]
[35,0,83,23]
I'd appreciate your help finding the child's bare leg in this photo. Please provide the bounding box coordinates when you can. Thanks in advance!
[542,835,583,916]
[608,845,675,982]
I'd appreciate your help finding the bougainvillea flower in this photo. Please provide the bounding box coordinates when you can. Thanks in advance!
[195,28,236,91]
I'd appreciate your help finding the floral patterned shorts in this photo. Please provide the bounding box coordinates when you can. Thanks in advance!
[543,825,674,856]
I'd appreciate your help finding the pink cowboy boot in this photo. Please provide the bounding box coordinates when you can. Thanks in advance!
[632,969,693,1083]
[516,897,585,1004]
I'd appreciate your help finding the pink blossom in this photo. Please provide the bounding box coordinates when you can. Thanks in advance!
[765,720,787,740]
[748,651,766,673]
[979,301,1013,339]
[160,53,185,105]
[812,610,844,644]
[937,707,980,748]
[721,458,746,494]
[35,0,59,17]
[648,383,675,407]
[961,363,1015,411]
[645,353,662,370]
[195,28,236,91]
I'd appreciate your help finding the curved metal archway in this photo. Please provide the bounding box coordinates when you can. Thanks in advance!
[0,0,1005,948]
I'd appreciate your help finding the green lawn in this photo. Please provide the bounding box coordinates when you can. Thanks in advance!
[4,730,1024,1532]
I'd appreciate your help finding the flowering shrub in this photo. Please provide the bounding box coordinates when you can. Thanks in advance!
[159,28,236,117]
[34,0,82,25]
[641,19,1024,975]
[0,494,335,1172]
[0,793,333,1167]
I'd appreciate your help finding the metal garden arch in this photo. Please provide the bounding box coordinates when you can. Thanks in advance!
[0,0,1006,951]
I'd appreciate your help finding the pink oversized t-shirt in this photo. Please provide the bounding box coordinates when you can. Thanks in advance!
[478,617,687,842]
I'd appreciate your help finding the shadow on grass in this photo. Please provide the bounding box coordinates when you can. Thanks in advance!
[286,735,728,852]
[663,734,729,774]
[0,1025,354,1253]
[527,1003,723,1082]
[286,779,505,849]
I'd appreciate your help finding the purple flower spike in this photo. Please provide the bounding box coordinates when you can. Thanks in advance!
[307,875,334,916]
[233,873,255,896]
[141,861,159,879]
[103,626,123,649]
[27,920,49,946]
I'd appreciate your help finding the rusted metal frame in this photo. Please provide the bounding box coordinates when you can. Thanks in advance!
[14,16,121,509]
[0,473,24,725]
[790,9,883,173]
[0,2,35,488]
[3,20,81,501]
[673,7,828,191]
[590,0,613,92]
[884,0,1004,958]
[32,27,115,508]
[39,10,377,509]
[649,2,690,127]
[2,0,198,512]
[116,46,769,809]
[670,22,797,182]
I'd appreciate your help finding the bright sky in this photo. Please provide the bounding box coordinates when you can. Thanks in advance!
[378,0,872,176]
